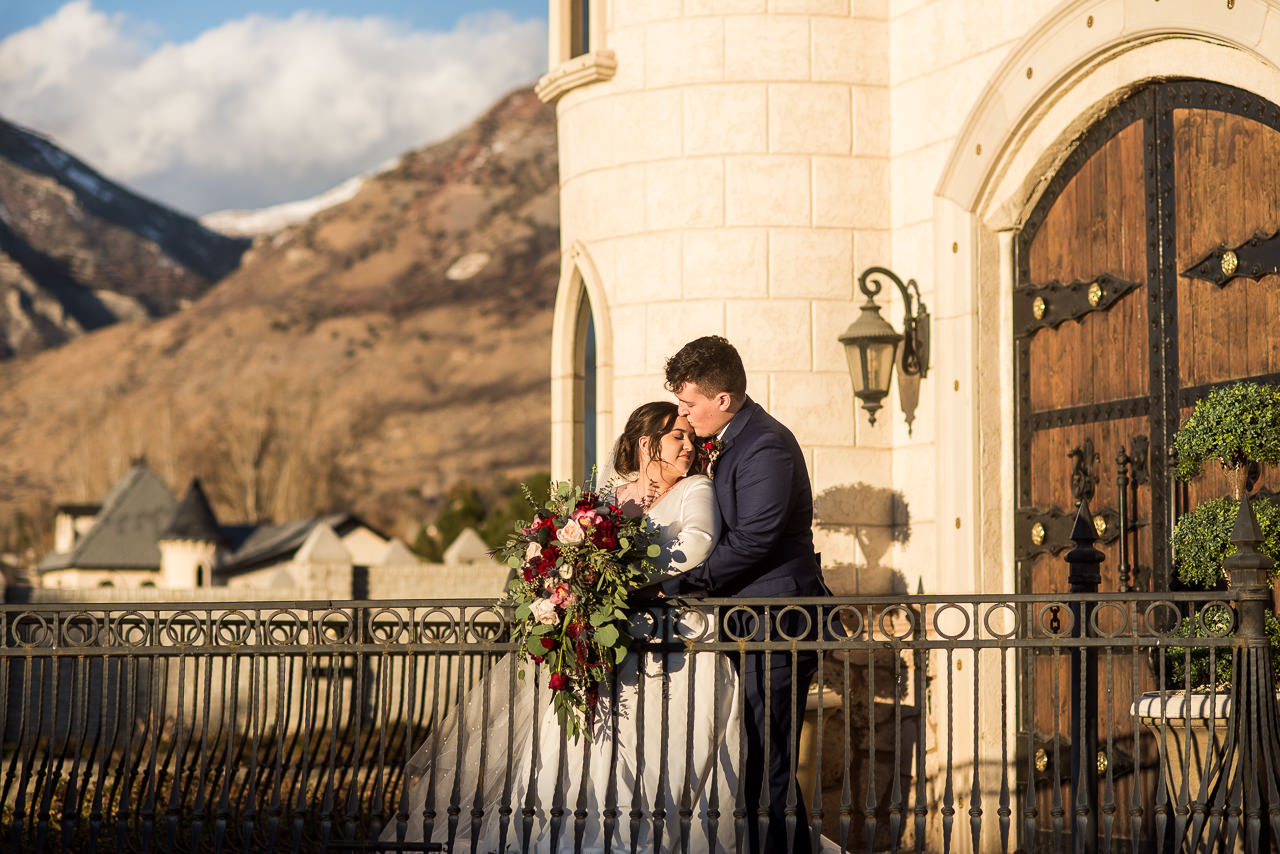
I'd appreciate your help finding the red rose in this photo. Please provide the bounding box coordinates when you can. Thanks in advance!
[540,636,556,650]
[591,515,621,549]
[522,568,533,582]
[548,672,570,691]
[588,519,613,548]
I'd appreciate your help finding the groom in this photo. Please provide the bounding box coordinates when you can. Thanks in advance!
[654,335,831,854]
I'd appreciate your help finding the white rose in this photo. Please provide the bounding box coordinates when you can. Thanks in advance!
[557,519,585,544]
[558,564,574,580]
[525,542,542,562]
[529,598,558,625]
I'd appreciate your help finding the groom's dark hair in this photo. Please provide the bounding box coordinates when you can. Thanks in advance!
[664,336,747,397]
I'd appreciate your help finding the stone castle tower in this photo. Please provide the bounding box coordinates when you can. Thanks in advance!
[538,1,896,586]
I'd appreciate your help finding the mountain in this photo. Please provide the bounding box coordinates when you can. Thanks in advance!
[0,118,248,357]
[0,87,559,554]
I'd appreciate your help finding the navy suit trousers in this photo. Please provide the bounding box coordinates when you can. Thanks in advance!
[731,647,819,854]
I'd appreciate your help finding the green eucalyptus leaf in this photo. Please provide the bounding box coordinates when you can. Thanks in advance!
[594,624,619,647]
[647,544,662,558]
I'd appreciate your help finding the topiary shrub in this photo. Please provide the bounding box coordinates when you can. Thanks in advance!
[1173,381,1280,483]
[1167,607,1280,689]
[1170,496,1280,588]
[1165,381,1280,691]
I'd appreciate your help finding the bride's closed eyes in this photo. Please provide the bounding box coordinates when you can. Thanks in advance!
[656,418,696,475]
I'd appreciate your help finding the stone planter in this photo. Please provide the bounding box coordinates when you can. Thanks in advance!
[1132,690,1279,851]
[796,684,844,805]
[1133,691,1232,807]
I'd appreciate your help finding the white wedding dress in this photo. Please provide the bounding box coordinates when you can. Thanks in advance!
[383,474,744,853]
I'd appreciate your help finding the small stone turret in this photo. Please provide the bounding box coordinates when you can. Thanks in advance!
[157,479,222,588]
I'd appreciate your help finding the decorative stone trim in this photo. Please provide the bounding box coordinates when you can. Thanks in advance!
[536,51,617,104]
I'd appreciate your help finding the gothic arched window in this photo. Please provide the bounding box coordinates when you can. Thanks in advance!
[574,291,597,481]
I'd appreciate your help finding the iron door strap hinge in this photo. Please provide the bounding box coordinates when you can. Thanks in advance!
[1016,505,1125,560]
[1183,229,1280,286]
[1025,738,1139,782]
[1013,273,1142,339]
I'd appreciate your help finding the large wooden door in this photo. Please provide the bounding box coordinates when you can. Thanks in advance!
[1014,80,1280,849]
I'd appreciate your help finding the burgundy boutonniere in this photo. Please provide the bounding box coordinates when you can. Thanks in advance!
[701,437,724,479]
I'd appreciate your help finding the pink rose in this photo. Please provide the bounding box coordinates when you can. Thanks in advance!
[557,519,585,544]
[529,597,558,625]
[525,542,542,562]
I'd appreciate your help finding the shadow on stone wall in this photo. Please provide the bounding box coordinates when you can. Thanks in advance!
[814,481,910,596]
[812,482,922,851]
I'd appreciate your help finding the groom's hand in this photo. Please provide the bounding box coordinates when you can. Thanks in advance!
[629,580,668,604]
[632,571,707,603]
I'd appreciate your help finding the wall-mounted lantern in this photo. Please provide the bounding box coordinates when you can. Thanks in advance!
[838,266,930,426]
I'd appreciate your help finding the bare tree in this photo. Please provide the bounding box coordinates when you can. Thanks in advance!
[191,379,353,523]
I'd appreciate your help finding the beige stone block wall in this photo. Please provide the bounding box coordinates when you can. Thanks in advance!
[643,159,725,230]
[725,300,811,371]
[724,16,811,81]
[682,230,768,299]
[609,233,681,305]
[769,229,853,299]
[643,300,726,372]
[769,84,851,153]
[683,84,768,155]
[724,155,811,225]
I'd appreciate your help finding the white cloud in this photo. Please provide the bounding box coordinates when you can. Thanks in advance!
[0,1,547,214]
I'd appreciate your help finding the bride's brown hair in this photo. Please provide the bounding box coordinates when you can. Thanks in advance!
[611,401,686,477]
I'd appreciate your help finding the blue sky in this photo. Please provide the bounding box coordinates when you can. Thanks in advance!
[0,2,549,215]
[1,1,548,42]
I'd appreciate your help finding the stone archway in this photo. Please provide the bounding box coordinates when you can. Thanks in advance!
[549,241,613,483]
[929,0,1280,601]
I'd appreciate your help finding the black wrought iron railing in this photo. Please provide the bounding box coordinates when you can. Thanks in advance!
[1,498,1277,853]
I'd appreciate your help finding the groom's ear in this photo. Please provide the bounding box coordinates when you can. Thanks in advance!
[716,392,733,411]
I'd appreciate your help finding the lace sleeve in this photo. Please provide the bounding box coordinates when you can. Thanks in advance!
[663,477,718,573]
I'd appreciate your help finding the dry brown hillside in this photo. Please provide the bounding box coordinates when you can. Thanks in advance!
[0,87,559,553]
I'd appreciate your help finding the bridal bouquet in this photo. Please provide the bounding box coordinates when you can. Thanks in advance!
[498,478,660,741]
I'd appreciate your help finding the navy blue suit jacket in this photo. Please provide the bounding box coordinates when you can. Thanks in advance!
[662,397,829,599]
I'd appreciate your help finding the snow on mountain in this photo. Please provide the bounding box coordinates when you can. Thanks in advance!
[200,170,378,238]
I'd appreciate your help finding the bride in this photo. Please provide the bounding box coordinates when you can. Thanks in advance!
[383,401,743,853]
